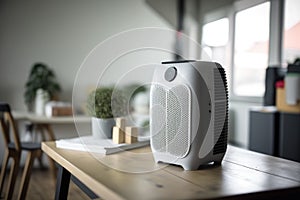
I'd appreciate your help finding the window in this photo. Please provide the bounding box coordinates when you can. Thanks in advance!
[283,0,300,64]
[233,2,270,97]
[201,18,230,83]
[202,18,229,47]
[201,18,229,66]
[200,0,298,100]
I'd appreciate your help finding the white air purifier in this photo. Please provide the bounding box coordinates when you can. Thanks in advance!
[150,60,228,170]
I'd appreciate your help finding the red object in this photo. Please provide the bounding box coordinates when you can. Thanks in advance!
[276,80,285,88]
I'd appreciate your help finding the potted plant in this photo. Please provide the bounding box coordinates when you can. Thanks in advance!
[24,63,61,112]
[122,84,148,112]
[86,87,127,139]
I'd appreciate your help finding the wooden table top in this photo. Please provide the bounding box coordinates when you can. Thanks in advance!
[42,142,300,200]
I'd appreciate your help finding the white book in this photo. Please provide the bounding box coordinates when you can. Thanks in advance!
[55,135,150,155]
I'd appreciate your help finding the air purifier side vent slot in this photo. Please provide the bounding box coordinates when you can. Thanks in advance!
[213,116,228,155]
[214,74,226,101]
[213,67,229,155]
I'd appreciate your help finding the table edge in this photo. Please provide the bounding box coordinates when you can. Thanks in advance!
[42,142,125,200]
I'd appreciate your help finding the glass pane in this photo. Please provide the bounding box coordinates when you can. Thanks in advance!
[201,18,230,86]
[202,18,229,47]
[233,2,270,97]
[283,0,300,64]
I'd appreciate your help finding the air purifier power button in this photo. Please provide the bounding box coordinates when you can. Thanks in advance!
[164,67,177,82]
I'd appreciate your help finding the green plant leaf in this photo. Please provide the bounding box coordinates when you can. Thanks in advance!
[86,87,127,118]
[24,63,61,108]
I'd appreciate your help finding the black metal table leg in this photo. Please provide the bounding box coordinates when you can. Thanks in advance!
[55,165,71,200]
[71,175,98,199]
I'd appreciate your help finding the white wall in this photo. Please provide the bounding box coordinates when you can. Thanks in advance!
[229,101,262,148]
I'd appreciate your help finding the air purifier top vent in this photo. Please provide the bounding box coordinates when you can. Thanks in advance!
[161,60,196,64]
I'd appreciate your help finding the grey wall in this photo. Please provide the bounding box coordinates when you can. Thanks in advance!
[0,0,173,111]
[200,0,235,13]
[146,0,177,27]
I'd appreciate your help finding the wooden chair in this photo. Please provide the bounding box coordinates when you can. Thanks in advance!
[0,103,41,200]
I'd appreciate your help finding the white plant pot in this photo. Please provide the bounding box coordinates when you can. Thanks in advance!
[92,117,115,139]
[35,89,49,115]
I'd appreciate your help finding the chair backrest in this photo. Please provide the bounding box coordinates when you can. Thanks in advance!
[0,103,21,151]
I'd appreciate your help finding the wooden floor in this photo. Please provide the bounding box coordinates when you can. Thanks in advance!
[1,167,90,200]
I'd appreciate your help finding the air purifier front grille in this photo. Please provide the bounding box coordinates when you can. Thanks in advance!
[167,85,191,158]
[151,84,191,158]
[151,85,166,152]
